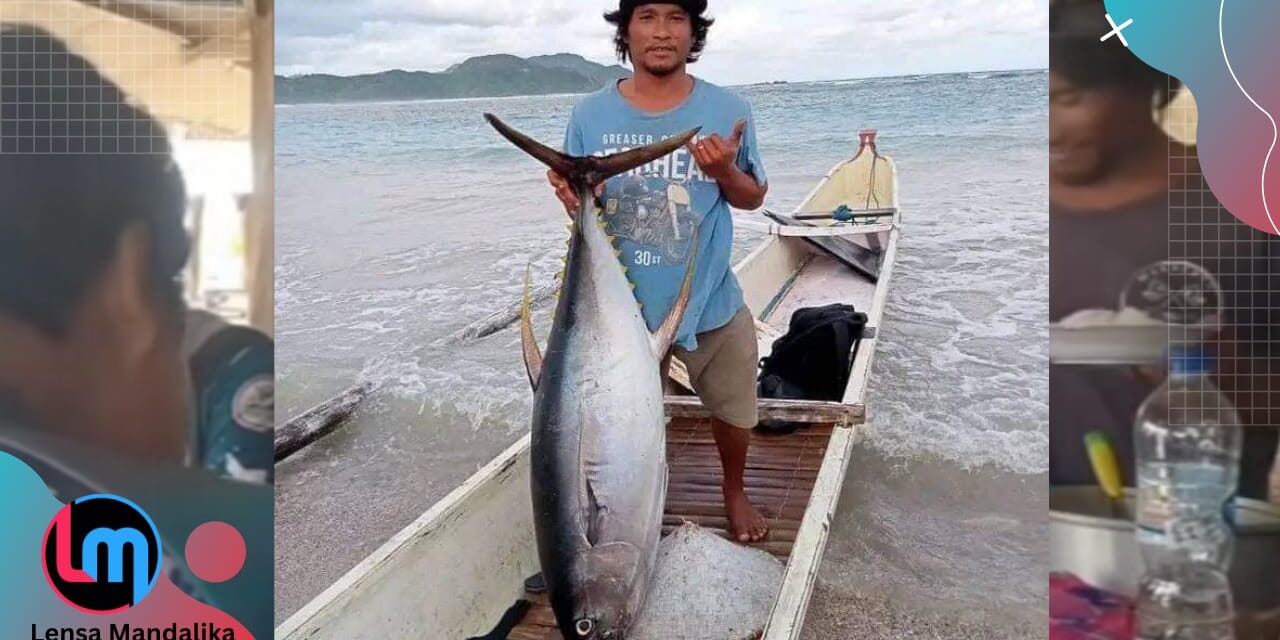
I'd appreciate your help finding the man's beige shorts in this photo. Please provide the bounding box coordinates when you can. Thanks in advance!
[662,306,759,429]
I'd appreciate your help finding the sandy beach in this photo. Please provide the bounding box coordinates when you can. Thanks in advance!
[802,448,1047,639]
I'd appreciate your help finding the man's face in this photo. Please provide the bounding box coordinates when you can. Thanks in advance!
[627,4,694,76]
[1049,71,1151,186]
[0,224,190,461]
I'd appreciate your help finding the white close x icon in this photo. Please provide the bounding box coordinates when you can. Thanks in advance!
[1100,13,1134,47]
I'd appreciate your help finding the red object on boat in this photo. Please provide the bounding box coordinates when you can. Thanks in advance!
[1049,573,1135,640]
[858,129,878,154]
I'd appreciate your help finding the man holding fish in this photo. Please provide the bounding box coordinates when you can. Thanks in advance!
[548,0,772,545]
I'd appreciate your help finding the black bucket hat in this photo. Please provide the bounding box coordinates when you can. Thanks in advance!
[620,0,707,15]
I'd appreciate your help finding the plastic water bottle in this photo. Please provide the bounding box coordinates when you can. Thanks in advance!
[1134,346,1241,566]
[1134,346,1242,639]
[1136,564,1235,640]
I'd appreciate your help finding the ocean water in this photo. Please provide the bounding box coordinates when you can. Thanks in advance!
[274,70,1050,624]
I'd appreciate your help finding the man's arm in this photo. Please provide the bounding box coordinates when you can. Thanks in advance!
[715,163,768,210]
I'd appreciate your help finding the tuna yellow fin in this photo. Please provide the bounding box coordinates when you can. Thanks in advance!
[520,265,544,392]
[650,227,699,359]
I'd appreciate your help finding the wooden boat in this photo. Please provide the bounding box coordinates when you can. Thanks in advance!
[276,130,901,640]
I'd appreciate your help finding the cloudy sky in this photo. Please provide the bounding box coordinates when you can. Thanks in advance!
[277,0,1047,85]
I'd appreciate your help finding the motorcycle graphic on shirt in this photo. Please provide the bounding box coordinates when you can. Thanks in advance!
[603,174,696,266]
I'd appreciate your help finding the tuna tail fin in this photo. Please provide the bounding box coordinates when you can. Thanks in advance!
[650,224,699,360]
[483,113,700,188]
[520,265,544,392]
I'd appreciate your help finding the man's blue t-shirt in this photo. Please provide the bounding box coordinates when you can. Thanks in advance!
[564,77,767,350]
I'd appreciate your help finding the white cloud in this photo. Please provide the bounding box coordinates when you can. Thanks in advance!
[276,0,1047,83]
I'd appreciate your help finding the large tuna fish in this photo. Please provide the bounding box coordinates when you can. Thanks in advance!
[484,113,700,639]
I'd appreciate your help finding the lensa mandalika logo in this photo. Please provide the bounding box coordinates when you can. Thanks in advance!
[41,495,162,613]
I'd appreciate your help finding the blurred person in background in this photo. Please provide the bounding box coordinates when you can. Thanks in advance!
[1048,0,1280,500]
[0,22,272,486]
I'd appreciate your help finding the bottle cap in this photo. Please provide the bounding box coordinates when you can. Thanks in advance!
[1170,345,1213,376]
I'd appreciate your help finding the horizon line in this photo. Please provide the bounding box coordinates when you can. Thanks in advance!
[275,60,1048,86]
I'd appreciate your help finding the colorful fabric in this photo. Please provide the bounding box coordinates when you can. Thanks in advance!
[1050,573,1135,640]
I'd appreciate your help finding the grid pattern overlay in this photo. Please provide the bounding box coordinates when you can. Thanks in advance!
[0,0,245,153]
[1165,81,1280,497]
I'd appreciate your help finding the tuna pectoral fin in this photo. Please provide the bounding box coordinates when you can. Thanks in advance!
[578,541,646,613]
[650,225,699,359]
[520,266,543,391]
[484,113,700,187]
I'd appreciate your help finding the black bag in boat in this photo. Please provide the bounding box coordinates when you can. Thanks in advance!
[756,303,867,433]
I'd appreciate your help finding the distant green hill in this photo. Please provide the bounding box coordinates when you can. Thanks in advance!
[276,54,632,104]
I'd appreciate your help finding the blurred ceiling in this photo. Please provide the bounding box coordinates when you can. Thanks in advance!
[2,0,253,137]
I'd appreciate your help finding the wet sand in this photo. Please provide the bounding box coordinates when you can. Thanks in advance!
[801,447,1047,639]
[273,390,523,623]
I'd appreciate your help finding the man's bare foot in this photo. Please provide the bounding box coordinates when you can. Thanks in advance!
[724,487,768,543]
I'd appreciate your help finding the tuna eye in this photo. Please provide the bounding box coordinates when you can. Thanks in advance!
[575,618,594,636]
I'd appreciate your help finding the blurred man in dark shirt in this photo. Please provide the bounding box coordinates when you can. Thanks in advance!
[1049,0,1279,499]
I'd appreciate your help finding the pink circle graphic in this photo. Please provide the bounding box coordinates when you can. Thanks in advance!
[184,521,246,584]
